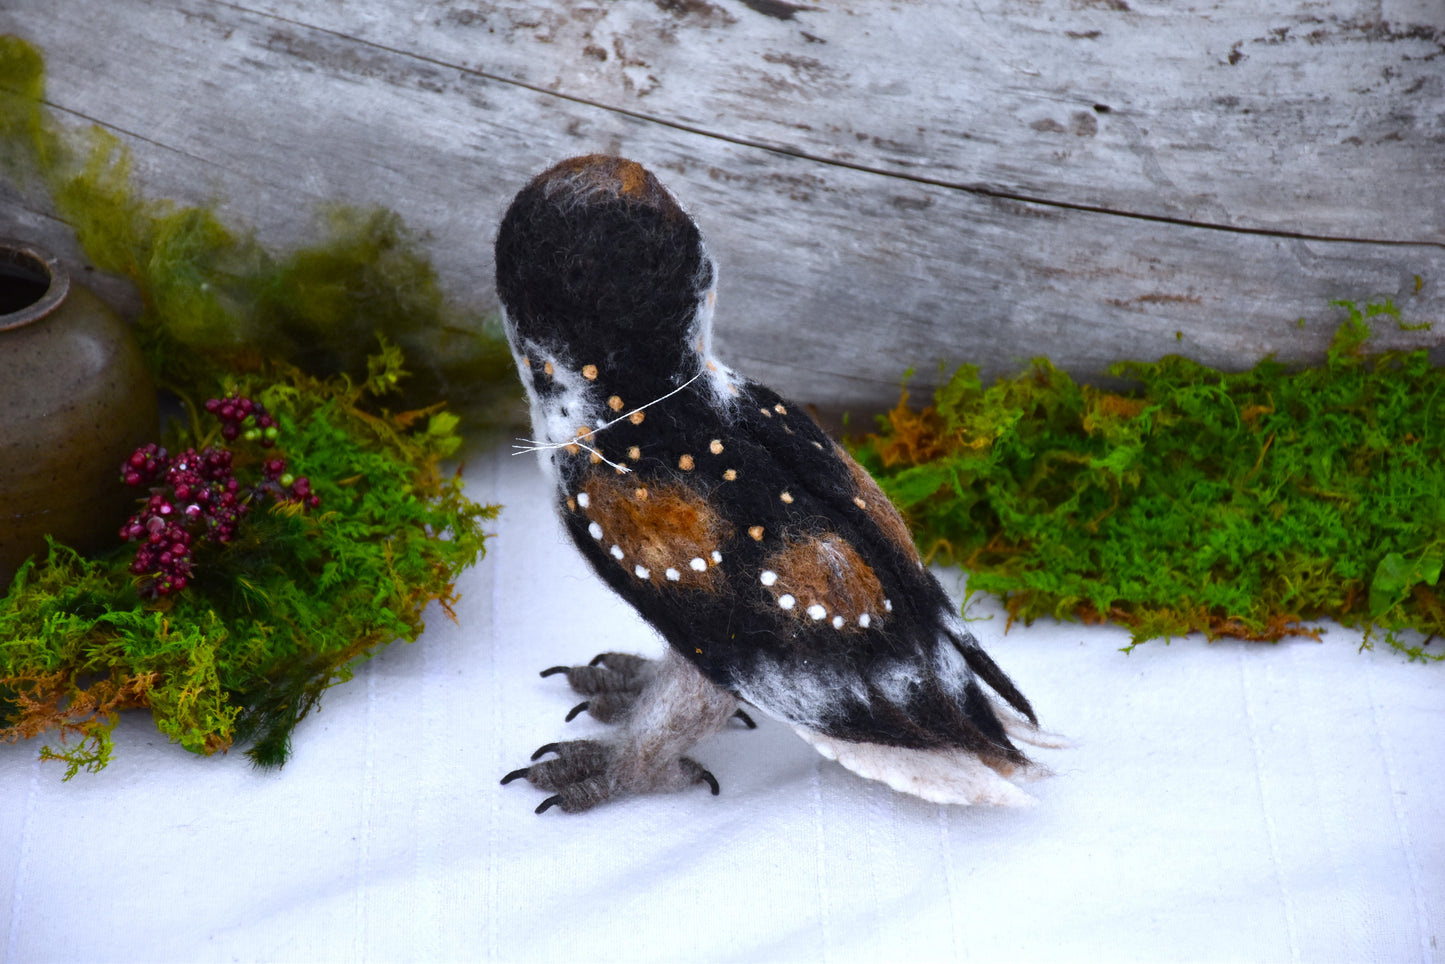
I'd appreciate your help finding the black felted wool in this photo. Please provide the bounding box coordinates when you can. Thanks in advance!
[495,155,1037,776]
[496,155,712,399]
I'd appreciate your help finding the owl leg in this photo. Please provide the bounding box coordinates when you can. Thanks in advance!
[502,648,738,813]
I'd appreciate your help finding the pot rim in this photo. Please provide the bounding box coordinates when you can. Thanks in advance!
[0,239,72,332]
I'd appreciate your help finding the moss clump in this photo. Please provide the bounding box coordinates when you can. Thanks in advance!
[0,345,497,774]
[0,34,520,440]
[851,302,1444,661]
[0,36,507,772]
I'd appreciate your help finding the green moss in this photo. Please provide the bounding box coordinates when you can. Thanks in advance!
[0,346,496,774]
[851,301,1444,661]
[0,37,507,771]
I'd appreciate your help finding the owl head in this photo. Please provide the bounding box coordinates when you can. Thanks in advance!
[495,155,718,391]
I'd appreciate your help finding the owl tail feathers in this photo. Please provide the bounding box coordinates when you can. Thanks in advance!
[948,628,1038,725]
[997,707,1073,752]
[792,726,1044,807]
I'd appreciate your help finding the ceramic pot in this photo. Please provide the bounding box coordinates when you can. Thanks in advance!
[1,240,159,587]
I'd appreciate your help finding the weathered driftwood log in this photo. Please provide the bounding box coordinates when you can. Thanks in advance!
[2,0,1442,412]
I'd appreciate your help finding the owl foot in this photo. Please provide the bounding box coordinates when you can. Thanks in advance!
[540,651,757,729]
[501,739,719,813]
[540,651,653,723]
[503,648,739,814]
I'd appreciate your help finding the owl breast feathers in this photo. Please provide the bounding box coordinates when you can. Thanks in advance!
[496,155,1059,813]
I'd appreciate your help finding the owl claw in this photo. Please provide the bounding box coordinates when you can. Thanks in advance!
[732,709,757,729]
[503,651,739,813]
[536,652,657,724]
[565,701,591,722]
[503,741,722,813]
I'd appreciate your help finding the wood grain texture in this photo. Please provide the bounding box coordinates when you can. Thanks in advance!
[2,0,1442,412]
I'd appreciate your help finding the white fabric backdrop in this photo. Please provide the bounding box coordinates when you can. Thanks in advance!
[3,450,1441,963]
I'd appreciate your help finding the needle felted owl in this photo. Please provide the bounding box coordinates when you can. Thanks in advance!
[496,155,1056,813]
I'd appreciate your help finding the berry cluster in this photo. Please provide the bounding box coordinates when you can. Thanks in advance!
[119,394,319,597]
[206,394,280,446]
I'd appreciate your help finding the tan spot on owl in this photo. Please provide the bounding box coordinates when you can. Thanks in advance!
[551,155,661,205]
[582,364,599,380]
[543,361,555,377]
[748,525,764,541]
[842,445,922,565]
[608,395,625,412]
[723,468,738,481]
[709,439,724,455]
[759,534,886,628]
[628,446,641,461]
[581,474,733,590]
[780,491,794,504]
[629,411,646,426]
[774,403,787,415]
[679,454,695,471]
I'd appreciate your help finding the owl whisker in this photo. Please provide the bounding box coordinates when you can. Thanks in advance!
[510,369,706,471]
[512,438,633,473]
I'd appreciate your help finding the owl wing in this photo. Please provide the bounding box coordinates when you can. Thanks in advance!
[552,376,1051,804]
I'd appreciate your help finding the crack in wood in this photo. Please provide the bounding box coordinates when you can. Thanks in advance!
[207,0,1442,251]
